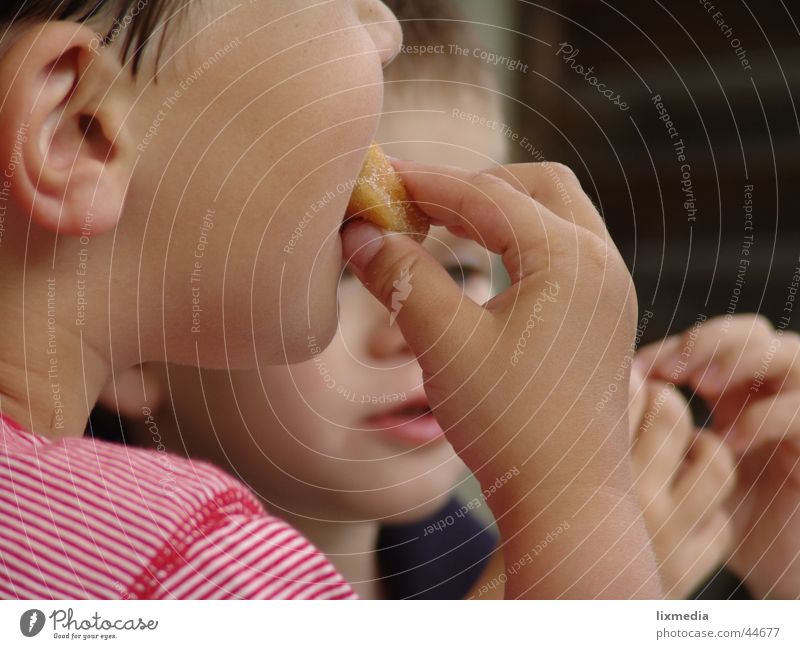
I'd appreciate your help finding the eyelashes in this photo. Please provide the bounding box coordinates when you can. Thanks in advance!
[341,262,485,286]
[443,263,483,286]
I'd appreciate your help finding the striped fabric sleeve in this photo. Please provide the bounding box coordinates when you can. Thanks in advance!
[147,513,356,600]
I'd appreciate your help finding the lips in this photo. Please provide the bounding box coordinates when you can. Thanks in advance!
[361,395,445,446]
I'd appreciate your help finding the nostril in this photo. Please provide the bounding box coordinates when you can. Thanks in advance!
[358,0,402,67]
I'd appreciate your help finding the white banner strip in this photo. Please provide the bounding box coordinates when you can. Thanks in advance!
[1,600,798,648]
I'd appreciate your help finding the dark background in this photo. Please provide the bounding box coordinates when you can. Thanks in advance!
[478,0,800,343]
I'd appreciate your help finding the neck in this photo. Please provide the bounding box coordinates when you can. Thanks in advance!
[0,259,111,441]
[278,510,383,599]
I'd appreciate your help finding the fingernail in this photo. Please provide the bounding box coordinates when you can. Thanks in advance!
[342,220,385,270]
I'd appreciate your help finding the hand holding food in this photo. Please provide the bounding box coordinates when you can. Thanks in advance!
[341,160,660,598]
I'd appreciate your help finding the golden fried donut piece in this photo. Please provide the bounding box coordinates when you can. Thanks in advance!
[346,143,429,242]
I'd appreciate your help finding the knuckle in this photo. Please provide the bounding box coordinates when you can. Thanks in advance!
[371,250,420,308]
[750,314,774,337]
[540,162,583,203]
[468,170,513,194]
[545,161,580,186]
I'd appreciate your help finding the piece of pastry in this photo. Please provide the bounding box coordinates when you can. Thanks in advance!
[346,143,429,242]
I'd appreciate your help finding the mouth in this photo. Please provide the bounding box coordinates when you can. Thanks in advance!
[360,395,445,447]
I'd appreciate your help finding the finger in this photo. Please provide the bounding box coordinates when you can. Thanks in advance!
[391,160,590,282]
[628,365,648,443]
[695,328,800,398]
[638,315,794,393]
[340,220,483,365]
[673,431,737,522]
[668,511,733,599]
[631,382,695,488]
[484,163,608,242]
[633,335,682,380]
[727,391,800,453]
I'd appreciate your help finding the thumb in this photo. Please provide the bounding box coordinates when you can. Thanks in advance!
[341,220,480,360]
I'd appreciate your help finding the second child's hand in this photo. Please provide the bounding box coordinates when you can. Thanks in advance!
[341,161,661,598]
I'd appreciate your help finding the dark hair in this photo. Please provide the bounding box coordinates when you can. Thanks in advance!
[0,0,176,76]
[384,0,494,86]
[385,0,466,51]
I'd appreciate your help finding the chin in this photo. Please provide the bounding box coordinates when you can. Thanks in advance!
[378,485,457,526]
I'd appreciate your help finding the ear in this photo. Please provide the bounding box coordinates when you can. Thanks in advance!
[99,364,167,419]
[0,22,136,235]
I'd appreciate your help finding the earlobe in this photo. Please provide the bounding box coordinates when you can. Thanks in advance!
[0,22,135,236]
[99,364,166,419]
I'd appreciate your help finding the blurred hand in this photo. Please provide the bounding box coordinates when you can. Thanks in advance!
[342,160,660,598]
[637,314,800,597]
[629,372,735,598]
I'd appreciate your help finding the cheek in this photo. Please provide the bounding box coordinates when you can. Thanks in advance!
[265,347,354,430]
[143,6,385,365]
[336,281,380,350]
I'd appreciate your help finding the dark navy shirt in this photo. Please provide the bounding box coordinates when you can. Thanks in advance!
[376,496,499,599]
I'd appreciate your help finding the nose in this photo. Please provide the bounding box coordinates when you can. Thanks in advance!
[357,0,403,67]
[366,308,413,360]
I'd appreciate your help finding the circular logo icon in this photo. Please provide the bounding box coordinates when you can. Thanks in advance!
[20,609,45,637]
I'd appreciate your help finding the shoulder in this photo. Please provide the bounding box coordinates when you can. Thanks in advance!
[0,423,266,598]
[148,513,355,599]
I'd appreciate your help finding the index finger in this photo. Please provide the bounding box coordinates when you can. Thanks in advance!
[487,163,610,244]
[391,159,595,282]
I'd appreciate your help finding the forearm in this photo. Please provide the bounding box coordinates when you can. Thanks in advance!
[473,420,663,600]
[490,482,662,599]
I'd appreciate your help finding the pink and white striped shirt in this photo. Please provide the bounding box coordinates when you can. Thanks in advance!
[0,415,354,600]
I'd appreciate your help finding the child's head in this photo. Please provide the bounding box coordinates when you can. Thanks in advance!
[100,3,508,523]
[0,1,401,369]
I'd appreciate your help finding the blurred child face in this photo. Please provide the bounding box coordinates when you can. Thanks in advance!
[215,231,492,522]
[152,82,505,522]
[127,0,401,367]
